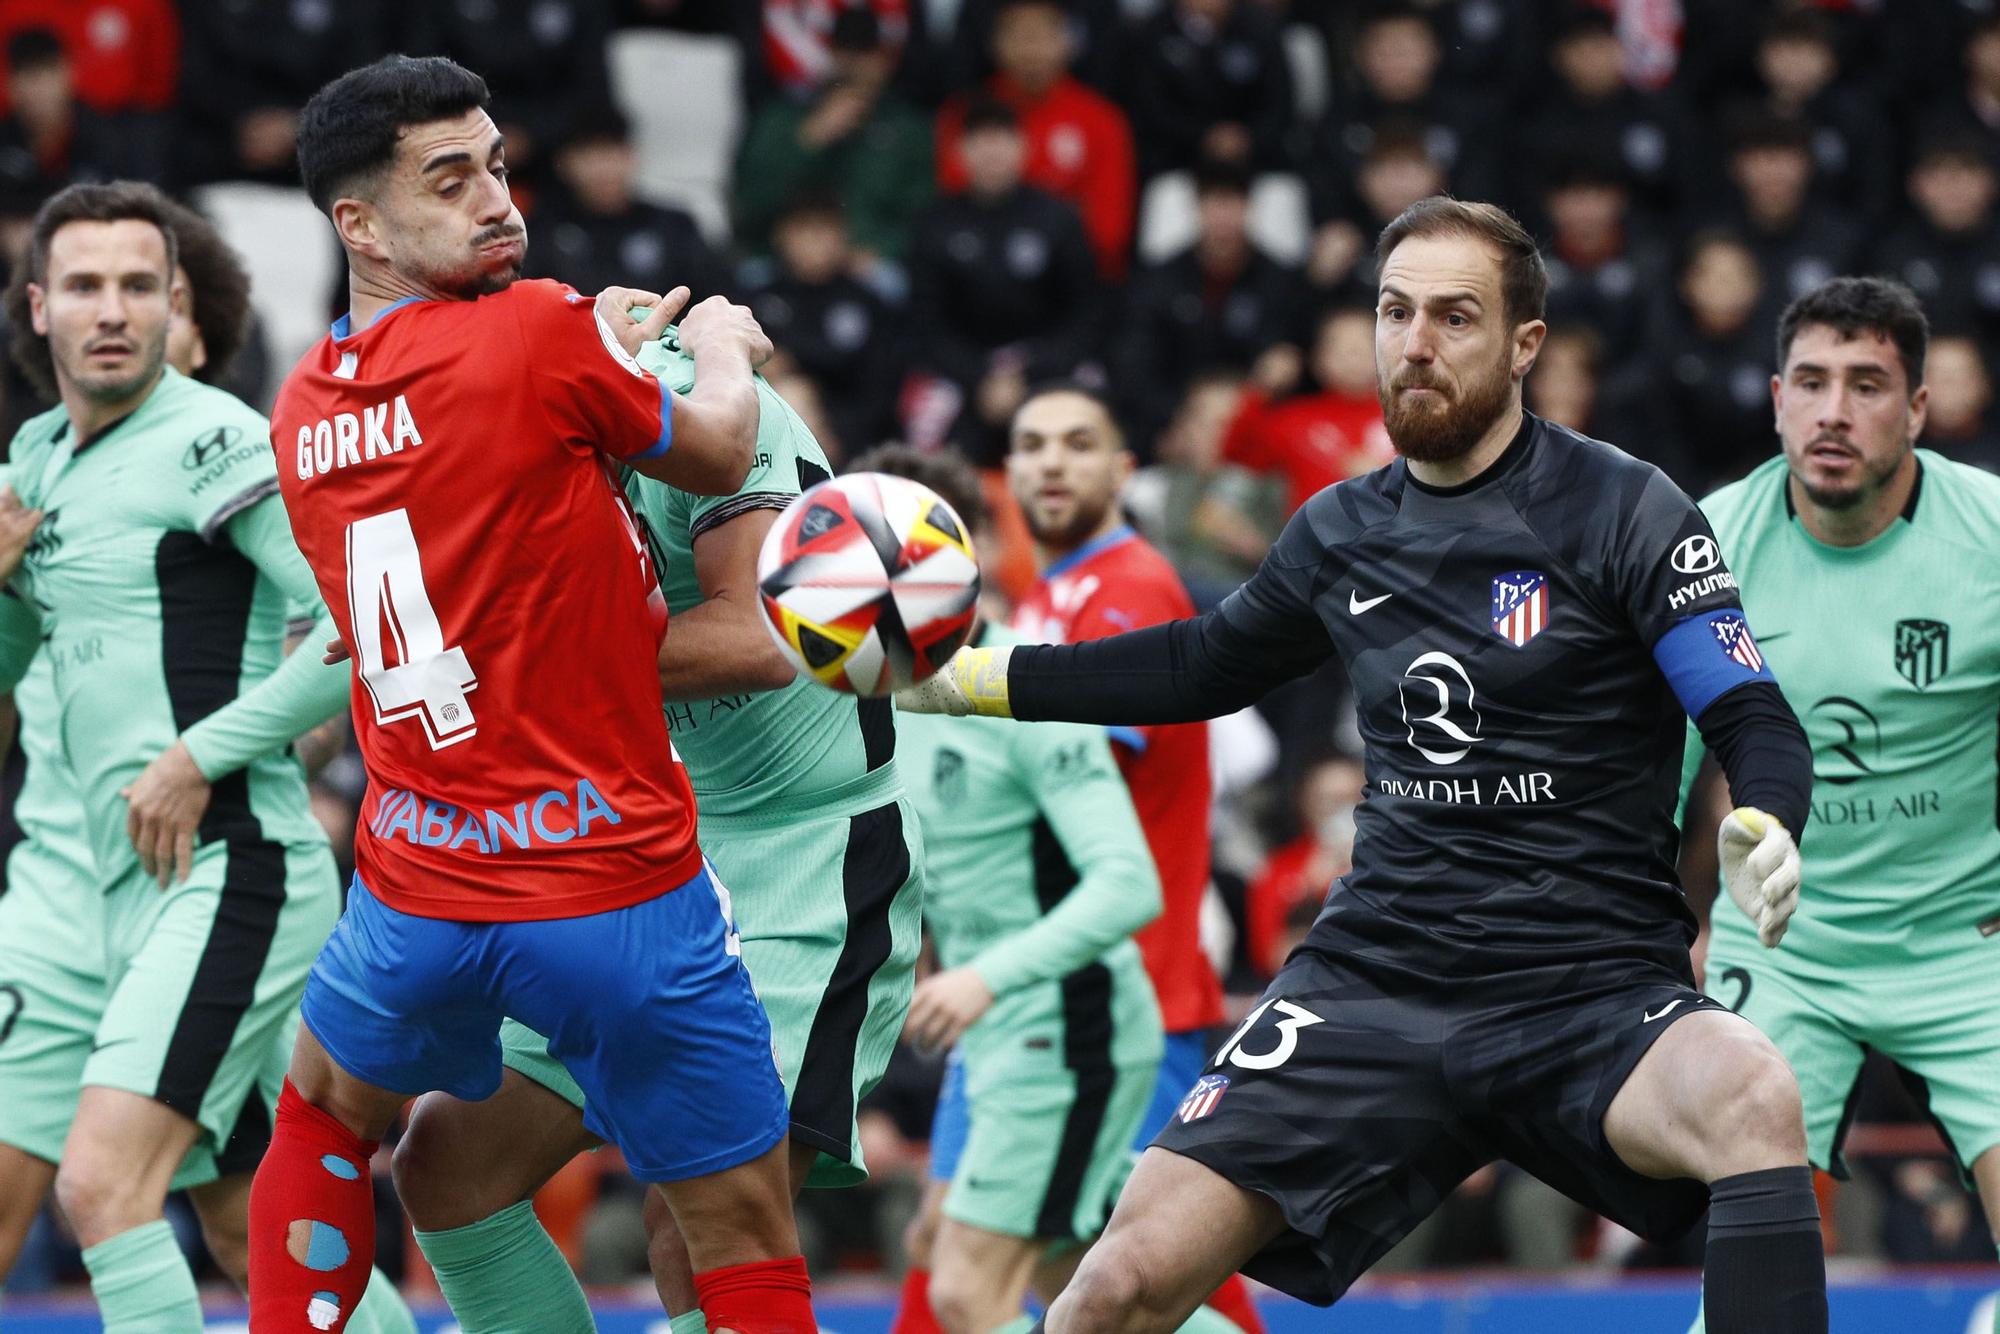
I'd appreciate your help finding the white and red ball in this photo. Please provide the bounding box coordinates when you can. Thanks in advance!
[758,472,981,696]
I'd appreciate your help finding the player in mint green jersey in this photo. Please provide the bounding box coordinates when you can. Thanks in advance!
[1680,278,2000,1334]
[0,183,410,1334]
[386,325,926,1333]
[864,446,1174,1334]
[0,194,412,1334]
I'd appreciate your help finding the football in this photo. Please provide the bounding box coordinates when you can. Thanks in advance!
[758,472,982,696]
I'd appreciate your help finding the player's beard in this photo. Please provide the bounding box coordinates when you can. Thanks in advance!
[1380,346,1515,464]
[431,225,528,299]
[57,325,168,405]
[1022,489,1115,551]
[1794,434,1909,511]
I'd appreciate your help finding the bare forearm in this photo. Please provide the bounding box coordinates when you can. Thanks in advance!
[657,594,797,701]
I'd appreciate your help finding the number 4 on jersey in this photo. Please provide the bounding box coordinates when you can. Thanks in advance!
[346,508,478,749]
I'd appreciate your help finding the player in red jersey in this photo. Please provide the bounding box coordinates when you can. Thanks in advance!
[892,382,1262,1334]
[246,56,813,1334]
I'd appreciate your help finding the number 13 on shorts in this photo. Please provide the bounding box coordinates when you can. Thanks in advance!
[1214,998,1325,1071]
[346,508,480,749]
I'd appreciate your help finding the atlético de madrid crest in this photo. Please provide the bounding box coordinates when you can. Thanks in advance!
[1894,619,1949,690]
[1491,571,1549,647]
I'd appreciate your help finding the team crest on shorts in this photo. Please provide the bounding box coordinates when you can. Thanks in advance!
[1178,1074,1230,1123]
[1490,571,1549,647]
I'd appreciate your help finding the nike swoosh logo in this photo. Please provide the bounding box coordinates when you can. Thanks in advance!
[1642,999,1685,1023]
[1755,631,1791,643]
[1349,591,1393,614]
[89,1037,137,1055]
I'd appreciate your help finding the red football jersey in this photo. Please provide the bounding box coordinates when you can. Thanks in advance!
[1012,526,1223,1031]
[272,281,702,922]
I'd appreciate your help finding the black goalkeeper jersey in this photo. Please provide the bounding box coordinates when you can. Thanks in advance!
[1013,413,1800,980]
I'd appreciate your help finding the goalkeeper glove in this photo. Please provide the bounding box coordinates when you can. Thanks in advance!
[1717,807,1801,949]
[895,645,1014,717]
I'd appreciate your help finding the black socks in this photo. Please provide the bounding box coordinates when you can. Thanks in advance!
[1704,1166,1829,1334]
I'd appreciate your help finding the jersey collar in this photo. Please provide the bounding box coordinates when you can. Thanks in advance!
[1400,411,1537,497]
[72,365,175,455]
[1040,524,1136,581]
[331,295,428,340]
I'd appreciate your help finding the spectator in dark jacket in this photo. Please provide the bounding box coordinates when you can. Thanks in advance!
[1736,9,1891,224]
[1118,155,1300,457]
[1720,113,1864,313]
[1645,230,1776,491]
[1519,9,1688,220]
[1307,4,1489,229]
[0,27,147,203]
[402,0,613,186]
[1922,333,2000,474]
[1913,12,2000,178]
[1304,121,1445,304]
[1126,0,1292,178]
[528,102,730,304]
[907,96,1099,456]
[172,0,396,186]
[744,192,900,462]
[1538,155,1668,376]
[1874,132,2000,348]
[935,0,1136,279]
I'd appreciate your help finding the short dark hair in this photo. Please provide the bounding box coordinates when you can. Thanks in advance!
[1776,276,1930,390]
[1191,152,1253,198]
[296,55,491,214]
[1730,111,1813,158]
[850,444,989,531]
[6,26,63,74]
[559,101,632,152]
[1554,9,1616,43]
[1014,377,1125,444]
[160,198,253,384]
[1362,119,1434,168]
[1762,9,1834,49]
[961,94,1019,136]
[1374,195,1548,326]
[7,181,182,400]
[1912,128,1991,175]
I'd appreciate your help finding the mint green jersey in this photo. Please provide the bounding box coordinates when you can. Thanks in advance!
[1686,451,2000,971]
[2,370,328,877]
[629,334,898,822]
[4,653,100,966]
[897,630,1164,1074]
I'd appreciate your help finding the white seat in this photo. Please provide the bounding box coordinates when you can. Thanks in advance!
[609,29,743,244]
[192,183,340,383]
[1283,22,1330,121]
[1137,170,1313,267]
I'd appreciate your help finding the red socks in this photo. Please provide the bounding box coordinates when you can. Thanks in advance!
[1205,1274,1265,1334]
[890,1267,943,1334]
[694,1255,816,1334]
[249,1080,381,1332]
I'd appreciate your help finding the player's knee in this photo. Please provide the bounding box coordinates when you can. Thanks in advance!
[1055,1241,1156,1334]
[926,1259,996,1334]
[54,1152,153,1239]
[1704,1042,1806,1173]
[391,1102,502,1232]
[902,1205,939,1270]
[196,1212,251,1289]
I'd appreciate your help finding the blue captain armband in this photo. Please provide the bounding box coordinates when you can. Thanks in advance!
[626,379,675,461]
[1653,608,1776,719]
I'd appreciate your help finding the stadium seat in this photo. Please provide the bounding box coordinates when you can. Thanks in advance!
[192,183,341,381]
[609,29,741,244]
[1283,23,1330,121]
[1136,171,1313,267]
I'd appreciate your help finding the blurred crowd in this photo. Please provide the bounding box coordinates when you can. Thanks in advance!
[2,0,1997,1304]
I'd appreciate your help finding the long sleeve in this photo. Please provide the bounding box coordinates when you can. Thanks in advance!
[179,497,349,780]
[968,724,1161,997]
[1010,506,1337,723]
[1690,680,1812,843]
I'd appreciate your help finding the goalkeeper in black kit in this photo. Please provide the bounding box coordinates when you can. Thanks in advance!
[899,198,1825,1334]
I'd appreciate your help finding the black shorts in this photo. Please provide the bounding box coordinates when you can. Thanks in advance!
[1153,942,1720,1304]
